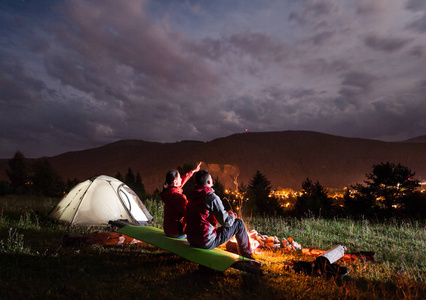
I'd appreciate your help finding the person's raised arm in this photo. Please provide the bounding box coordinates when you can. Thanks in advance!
[193,162,202,173]
[180,162,202,188]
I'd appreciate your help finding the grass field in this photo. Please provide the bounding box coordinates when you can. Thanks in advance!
[1,195,425,299]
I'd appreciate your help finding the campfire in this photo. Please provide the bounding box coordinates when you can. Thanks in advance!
[225,230,302,254]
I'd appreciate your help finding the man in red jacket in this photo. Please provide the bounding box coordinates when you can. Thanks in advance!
[186,170,254,259]
[160,162,201,238]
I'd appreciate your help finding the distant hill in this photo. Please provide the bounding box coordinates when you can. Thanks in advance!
[1,131,426,193]
[403,135,426,143]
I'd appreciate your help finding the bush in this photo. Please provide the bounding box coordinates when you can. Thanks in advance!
[0,181,11,196]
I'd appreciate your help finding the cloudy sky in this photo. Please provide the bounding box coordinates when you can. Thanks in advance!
[1,0,426,158]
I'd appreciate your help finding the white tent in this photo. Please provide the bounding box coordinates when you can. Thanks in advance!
[49,175,153,227]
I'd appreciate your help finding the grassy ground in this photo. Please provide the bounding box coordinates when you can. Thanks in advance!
[0,195,425,299]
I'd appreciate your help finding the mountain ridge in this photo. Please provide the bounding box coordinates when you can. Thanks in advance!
[1,130,425,193]
[403,135,426,143]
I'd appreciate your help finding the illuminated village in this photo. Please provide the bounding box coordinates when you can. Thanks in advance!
[225,180,426,211]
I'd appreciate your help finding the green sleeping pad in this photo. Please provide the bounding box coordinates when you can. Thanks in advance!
[116,224,262,274]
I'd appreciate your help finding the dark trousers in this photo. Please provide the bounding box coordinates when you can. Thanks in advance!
[206,219,252,256]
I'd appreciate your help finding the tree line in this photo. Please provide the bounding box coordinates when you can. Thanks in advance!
[2,151,425,219]
[229,162,425,220]
[1,151,147,199]
[2,151,67,197]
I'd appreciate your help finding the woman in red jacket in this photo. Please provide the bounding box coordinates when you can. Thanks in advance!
[160,162,201,238]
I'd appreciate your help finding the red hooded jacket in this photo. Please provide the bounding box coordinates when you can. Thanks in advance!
[159,171,193,237]
[186,184,235,249]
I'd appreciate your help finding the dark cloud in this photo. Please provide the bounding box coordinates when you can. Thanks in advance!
[405,0,426,32]
[406,13,426,33]
[301,58,349,76]
[341,72,376,92]
[364,35,411,52]
[289,0,334,25]
[306,1,333,16]
[356,4,379,15]
[406,0,426,11]
[228,32,290,63]
[311,30,334,46]
[337,71,377,108]
[36,0,226,148]
[49,0,219,96]
[409,45,424,57]
[221,85,332,134]
[0,62,46,111]
[222,87,290,128]
[288,88,315,99]
[192,31,291,68]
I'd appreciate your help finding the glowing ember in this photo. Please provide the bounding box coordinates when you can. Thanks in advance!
[249,230,261,250]
[227,230,261,251]
[225,229,302,255]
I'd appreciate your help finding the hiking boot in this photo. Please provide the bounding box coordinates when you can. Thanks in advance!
[241,252,255,260]
[240,254,263,268]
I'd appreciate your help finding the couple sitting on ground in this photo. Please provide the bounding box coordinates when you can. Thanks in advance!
[159,163,254,260]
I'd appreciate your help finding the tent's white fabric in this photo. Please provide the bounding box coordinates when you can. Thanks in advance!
[49,175,153,227]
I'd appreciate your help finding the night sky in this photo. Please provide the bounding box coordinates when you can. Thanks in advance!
[1,0,426,158]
